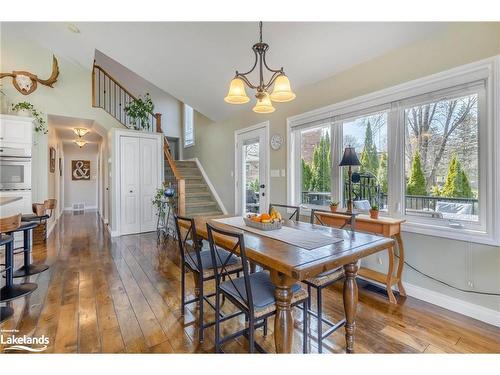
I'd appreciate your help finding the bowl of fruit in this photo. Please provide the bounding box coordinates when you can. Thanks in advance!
[244,208,283,231]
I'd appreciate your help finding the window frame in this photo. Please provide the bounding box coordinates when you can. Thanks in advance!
[287,56,500,245]
[183,104,195,148]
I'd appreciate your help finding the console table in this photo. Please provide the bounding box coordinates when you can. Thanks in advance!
[314,211,406,304]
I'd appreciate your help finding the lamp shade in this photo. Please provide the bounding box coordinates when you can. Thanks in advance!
[339,146,361,166]
[74,139,87,148]
[270,74,296,102]
[73,127,89,137]
[252,92,275,114]
[224,78,250,104]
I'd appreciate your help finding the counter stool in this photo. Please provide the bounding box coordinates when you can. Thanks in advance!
[0,214,37,304]
[21,199,56,242]
[0,234,15,323]
[8,221,49,278]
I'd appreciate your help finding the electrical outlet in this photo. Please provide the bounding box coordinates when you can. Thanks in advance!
[377,257,383,265]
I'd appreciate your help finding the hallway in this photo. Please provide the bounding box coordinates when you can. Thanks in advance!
[1,212,499,354]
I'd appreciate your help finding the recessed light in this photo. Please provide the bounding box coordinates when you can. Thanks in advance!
[67,23,80,34]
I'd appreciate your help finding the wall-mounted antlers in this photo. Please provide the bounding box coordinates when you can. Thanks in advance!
[0,55,59,95]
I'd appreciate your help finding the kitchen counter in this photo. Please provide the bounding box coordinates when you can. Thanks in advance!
[0,196,23,206]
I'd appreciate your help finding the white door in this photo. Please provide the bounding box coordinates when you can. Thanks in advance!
[139,137,158,232]
[120,136,141,235]
[235,123,269,215]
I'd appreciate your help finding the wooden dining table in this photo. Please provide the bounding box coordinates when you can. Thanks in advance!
[190,215,395,353]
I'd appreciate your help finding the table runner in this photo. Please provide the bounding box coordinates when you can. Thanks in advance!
[213,216,343,250]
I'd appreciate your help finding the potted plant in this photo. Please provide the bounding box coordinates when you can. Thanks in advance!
[329,201,339,213]
[369,204,379,219]
[124,93,154,130]
[11,101,48,134]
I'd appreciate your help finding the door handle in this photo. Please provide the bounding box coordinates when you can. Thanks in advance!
[129,190,133,193]
[260,184,265,189]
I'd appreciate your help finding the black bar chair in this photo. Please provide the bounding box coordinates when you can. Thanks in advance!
[207,222,309,353]
[174,214,244,343]
[21,199,57,240]
[302,208,358,353]
[0,214,37,307]
[268,203,300,221]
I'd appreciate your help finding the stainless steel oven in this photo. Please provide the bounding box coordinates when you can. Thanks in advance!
[0,147,32,190]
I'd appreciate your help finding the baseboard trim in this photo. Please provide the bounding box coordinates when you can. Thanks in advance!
[403,282,500,328]
[187,157,228,214]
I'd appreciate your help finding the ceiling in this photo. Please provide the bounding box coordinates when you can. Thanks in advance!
[4,22,448,122]
[48,114,102,144]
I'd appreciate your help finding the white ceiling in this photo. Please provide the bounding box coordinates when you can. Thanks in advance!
[4,22,448,122]
[48,114,102,144]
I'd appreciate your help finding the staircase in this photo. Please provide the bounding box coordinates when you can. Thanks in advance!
[92,63,224,217]
[166,160,223,217]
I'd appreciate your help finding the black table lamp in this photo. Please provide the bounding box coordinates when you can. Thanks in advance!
[339,146,361,213]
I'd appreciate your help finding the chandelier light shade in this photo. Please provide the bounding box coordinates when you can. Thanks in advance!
[270,74,296,102]
[73,127,90,137]
[225,21,295,114]
[74,139,87,148]
[252,92,275,114]
[224,78,250,104]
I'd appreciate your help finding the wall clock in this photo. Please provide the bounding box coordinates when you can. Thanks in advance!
[271,134,283,150]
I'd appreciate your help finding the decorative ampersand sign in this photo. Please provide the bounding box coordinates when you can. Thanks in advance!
[72,160,90,180]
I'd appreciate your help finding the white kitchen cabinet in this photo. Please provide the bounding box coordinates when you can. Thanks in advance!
[0,114,34,148]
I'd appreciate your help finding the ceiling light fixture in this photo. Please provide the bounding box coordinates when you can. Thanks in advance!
[74,139,87,148]
[225,21,295,114]
[67,23,80,34]
[73,127,89,137]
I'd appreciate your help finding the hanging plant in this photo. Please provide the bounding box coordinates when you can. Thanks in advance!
[11,101,48,134]
[124,93,154,130]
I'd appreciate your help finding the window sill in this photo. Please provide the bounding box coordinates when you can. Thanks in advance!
[401,220,499,246]
[183,143,195,149]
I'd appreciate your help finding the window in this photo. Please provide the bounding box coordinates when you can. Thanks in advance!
[342,112,388,211]
[183,104,194,147]
[299,124,331,206]
[288,57,499,245]
[404,92,479,223]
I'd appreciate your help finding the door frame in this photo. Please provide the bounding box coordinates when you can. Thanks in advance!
[234,121,270,215]
[112,128,163,236]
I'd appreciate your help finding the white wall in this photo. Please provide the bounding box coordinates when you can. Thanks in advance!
[46,126,64,235]
[63,143,99,210]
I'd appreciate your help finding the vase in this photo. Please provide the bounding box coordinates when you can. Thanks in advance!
[16,109,31,117]
[369,209,379,219]
[330,205,338,213]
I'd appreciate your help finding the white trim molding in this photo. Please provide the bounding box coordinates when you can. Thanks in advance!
[187,157,228,215]
[287,56,500,245]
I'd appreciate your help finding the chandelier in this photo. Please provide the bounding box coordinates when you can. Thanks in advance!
[224,22,296,114]
[73,127,89,137]
[74,139,87,148]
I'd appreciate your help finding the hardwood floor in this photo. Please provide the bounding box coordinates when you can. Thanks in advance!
[1,211,499,354]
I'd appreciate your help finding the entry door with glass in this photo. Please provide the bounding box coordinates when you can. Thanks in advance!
[235,124,269,215]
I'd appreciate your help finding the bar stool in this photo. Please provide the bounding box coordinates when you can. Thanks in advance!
[0,234,15,323]
[0,214,38,305]
[9,221,49,277]
[21,199,56,241]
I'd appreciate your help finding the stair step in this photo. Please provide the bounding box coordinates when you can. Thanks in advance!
[187,210,223,217]
[186,201,218,208]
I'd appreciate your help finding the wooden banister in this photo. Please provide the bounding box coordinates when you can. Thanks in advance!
[92,63,184,215]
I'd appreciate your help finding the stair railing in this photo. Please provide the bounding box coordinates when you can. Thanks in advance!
[92,63,185,215]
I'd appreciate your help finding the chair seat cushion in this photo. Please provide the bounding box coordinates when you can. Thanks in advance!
[21,214,49,222]
[304,267,344,287]
[220,271,301,310]
[6,221,38,233]
[185,248,238,272]
[0,234,14,246]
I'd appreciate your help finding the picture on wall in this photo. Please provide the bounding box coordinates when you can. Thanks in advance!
[49,147,56,173]
[72,160,90,180]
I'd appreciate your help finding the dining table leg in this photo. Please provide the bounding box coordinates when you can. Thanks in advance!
[343,261,359,353]
[270,270,296,353]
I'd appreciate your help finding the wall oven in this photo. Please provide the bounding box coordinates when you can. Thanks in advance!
[0,147,32,191]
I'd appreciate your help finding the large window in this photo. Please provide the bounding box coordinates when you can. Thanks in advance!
[288,58,499,245]
[404,93,479,223]
[183,104,194,147]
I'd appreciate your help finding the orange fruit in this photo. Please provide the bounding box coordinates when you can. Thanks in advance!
[261,213,271,220]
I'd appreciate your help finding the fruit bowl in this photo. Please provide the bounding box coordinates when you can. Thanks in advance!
[243,217,282,231]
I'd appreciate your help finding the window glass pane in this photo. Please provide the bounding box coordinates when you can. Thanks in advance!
[404,93,479,222]
[299,125,331,206]
[342,112,388,211]
[244,140,260,213]
[184,105,194,146]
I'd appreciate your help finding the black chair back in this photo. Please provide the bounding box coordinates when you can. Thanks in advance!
[269,203,300,221]
[206,223,254,313]
[310,208,356,232]
[173,214,203,272]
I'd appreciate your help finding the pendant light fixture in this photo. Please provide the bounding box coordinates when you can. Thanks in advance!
[74,139,87,148]
[73,127,90,137]
[224,22,295,114]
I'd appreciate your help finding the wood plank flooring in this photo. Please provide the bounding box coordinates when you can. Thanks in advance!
[1,211,499,354]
